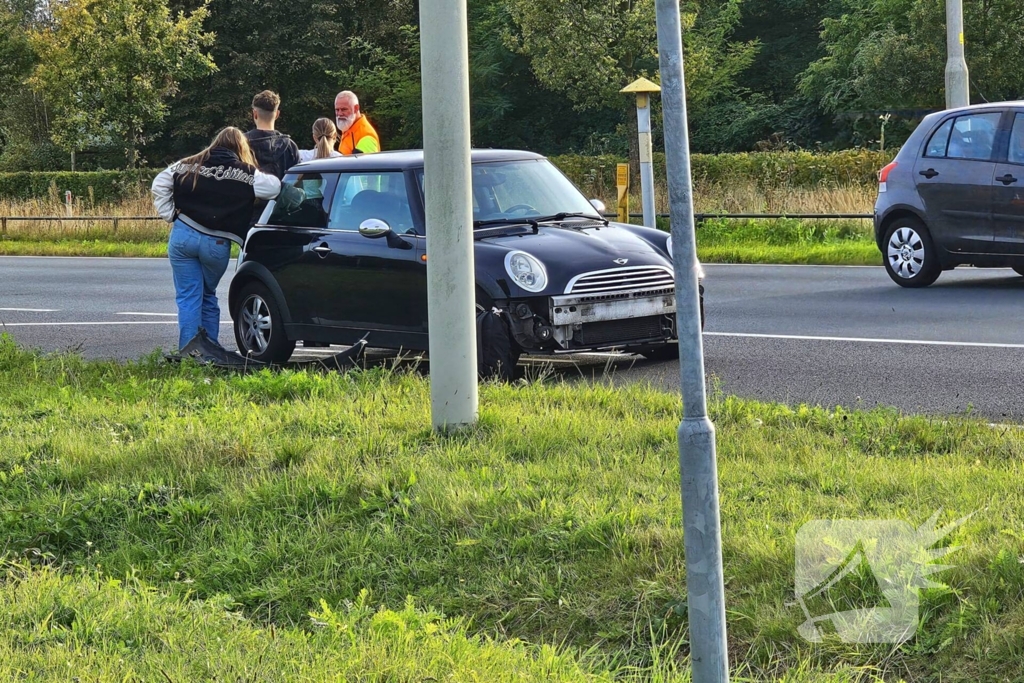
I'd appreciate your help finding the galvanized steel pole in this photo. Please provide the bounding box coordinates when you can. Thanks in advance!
[419,0,479,430]
[654,0,730,679]
[945,0,969,109]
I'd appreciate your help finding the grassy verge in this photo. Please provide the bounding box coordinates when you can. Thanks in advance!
[695,218,879,266]
[0,238,245,258]
[0,238,167,257]
[1,336,1021,681]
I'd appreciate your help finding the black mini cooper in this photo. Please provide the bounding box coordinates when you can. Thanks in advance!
[229,150,701,365]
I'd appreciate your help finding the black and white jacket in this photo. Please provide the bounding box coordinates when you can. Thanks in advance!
[151,147,281,244]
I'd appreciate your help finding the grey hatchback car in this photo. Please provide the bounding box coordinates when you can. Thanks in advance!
[874,102,1024,287]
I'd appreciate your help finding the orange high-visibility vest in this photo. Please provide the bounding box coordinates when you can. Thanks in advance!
[338,115,380,155]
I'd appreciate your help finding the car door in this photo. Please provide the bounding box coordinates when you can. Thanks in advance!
[913,110,1002,254]
[255,171,338,325]
[312,170,429,338]
[991,110,1024,255]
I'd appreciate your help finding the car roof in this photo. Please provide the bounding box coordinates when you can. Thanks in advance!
[290,148,545,173]
[932,101,1024,116]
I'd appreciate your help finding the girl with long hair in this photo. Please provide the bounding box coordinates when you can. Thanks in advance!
[151,126,282,350]
[298,117,342,162]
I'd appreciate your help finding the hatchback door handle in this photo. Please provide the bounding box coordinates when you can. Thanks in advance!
[312,244,332,255]
[998,173,1018,185]
[919,168,939,178]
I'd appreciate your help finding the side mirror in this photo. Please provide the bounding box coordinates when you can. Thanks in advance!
[359,218,392,238]
[589,198,607,214]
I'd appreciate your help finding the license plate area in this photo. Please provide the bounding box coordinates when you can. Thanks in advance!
[550,292,675,325]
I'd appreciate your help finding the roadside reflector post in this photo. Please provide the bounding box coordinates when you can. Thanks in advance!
[419,0,479,430]
[65,190,73,217]
[621,78,661,228]
[654,0,730,679]
[616,163,630,223]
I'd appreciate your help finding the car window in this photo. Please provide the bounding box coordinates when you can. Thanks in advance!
[946,113,1001,161]
[266,173,329,228]
[328,171,415,233]
[925,119,953,157]
[1008,113,1024,165]
[415,159,600,225]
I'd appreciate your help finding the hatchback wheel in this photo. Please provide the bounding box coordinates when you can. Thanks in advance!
[233,282,295,363]
[883,219,940,287]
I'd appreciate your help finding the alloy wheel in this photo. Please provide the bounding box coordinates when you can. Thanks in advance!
[887,226,926,279]
[239,294,272,354]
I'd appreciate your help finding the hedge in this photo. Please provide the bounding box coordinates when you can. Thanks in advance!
[0,149,896,202]
[0,169,161,203]
[549,148,895,191]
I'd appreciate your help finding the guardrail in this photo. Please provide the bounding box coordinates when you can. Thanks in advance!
[605,212,875,224]
[0,215,163,236]
[0,212,875,236]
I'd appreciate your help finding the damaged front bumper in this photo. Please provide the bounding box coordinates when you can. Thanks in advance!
[505,285,702,354]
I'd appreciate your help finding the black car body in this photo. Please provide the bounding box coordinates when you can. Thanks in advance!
[874,101,1024,287]
[228,150,700,366]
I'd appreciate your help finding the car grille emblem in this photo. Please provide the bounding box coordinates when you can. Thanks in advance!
[614,258,629,265]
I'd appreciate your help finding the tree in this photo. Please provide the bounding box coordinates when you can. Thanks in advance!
[503,0,757,112]
[802,0,1024,115]
[28,0,215,167]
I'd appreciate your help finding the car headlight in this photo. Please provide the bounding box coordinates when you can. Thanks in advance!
[504,251,548,292]
[665,235,705,280]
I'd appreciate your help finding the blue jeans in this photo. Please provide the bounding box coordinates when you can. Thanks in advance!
[168,220,232,349]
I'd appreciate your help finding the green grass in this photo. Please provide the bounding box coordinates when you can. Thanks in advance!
[2,218,880,264]
[694,218,880,266]
[1,335,1022,681]
[0,238,167,257]
[0,238,245,258]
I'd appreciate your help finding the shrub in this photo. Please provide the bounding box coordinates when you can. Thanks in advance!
[550,148,895,194]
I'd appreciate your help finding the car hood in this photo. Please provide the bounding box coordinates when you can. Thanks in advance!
[474,223,672,296]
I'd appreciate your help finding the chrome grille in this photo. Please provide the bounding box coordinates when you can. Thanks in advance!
[565,266,674,295]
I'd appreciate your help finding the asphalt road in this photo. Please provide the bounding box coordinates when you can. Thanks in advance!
[3,255,1024,419]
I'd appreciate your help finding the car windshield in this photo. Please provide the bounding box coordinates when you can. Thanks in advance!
[416,159,601,227]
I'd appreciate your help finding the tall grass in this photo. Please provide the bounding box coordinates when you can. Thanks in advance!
[0,182,880,263]
[0,336,1021,681]
[0,189,167,242]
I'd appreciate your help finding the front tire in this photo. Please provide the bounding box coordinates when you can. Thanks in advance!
[233,282,295,364]
[642,343,679,361]
[883,219,941,288]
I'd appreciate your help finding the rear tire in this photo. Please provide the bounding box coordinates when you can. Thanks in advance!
[233,282,295,364]
[883,218,941,288]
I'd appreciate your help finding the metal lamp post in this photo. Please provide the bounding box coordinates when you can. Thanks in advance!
[945,0,969,109]
[419,0,479,430]
[621,77,662,229]
[654,0,730,679]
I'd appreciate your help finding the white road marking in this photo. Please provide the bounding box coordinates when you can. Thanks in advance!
[0,321,231,327]
[0,307,59,312]
[116,312,177,317]
[706,331,1024,350]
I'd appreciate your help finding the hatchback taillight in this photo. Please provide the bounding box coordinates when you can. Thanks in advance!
[880,162,897,187]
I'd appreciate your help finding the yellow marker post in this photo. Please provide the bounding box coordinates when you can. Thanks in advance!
[621,77,662,228]
[616,163,629,223]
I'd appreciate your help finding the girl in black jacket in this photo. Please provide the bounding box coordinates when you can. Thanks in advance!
[151,127,281,350]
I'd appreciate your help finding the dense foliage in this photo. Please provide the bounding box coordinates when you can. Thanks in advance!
[0,0,1019,169]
